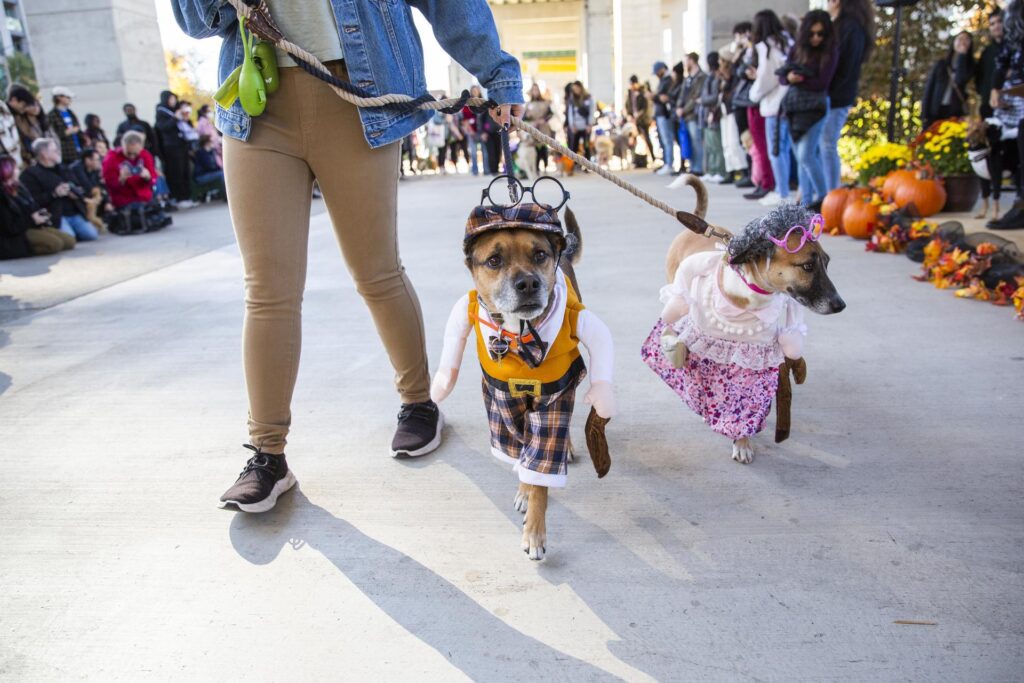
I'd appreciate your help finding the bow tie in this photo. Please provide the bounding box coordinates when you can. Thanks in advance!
[475,313,549,368]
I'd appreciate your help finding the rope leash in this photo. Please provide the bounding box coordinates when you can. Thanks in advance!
[223,0,730,243]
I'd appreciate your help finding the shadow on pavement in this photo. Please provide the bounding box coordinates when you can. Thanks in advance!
[228,486,619,681]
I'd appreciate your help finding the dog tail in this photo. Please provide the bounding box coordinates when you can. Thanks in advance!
[666,173,708,218]
[563,206,583,264]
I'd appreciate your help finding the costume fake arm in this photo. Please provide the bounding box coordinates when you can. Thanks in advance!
[660,253,705,325]
[576,309,616,419]
[778,299,807,360]
[430,294,471,404]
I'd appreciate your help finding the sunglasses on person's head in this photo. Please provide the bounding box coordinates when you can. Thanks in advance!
[766,214,824,253]
[480,175,570,212]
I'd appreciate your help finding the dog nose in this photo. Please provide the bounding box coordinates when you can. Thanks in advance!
[514,274,541,293]
[830,297,846,313]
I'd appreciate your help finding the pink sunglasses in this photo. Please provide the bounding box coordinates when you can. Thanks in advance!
[766,214,824,253]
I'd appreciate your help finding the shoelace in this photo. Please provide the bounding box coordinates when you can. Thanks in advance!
[238,443,279,477]
[396,402,436,425]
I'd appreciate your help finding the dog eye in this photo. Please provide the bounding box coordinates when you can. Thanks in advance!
[802,262,815,272]
[486,255,502,269]
[534,250,548,263]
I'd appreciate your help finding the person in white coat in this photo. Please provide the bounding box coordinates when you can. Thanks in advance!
[749,10,791,207]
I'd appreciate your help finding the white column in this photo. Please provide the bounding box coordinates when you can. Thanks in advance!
[24,0,168,137]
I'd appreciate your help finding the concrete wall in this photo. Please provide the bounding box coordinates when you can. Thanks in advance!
[489,0,582,98]
[585,0,614,106]
[24,0,168,141]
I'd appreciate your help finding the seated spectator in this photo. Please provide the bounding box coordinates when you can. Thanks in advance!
[68,148,111,231]
[0,154,75,258]
[7,86,49,168]
[194,134,225,189]
[102,130,157,210]
[46,87,85,164]
[20,138,98,241]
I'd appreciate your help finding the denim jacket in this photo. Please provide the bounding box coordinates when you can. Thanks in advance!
[172,1,524,148]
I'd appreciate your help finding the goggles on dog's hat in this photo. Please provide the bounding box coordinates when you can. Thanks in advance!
[463,202,564,253]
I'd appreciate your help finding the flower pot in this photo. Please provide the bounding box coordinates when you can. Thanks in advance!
[941,175,981,213]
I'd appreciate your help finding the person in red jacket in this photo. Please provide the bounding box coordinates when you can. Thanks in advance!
[101,130,156,209]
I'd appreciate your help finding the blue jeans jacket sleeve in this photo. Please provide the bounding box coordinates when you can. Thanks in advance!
[172,0,236,39]
[407,0,524,105]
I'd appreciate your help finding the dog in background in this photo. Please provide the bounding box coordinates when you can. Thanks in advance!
[967,117,998,220]
[642,176,845,464]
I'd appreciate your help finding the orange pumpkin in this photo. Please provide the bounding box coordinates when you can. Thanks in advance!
[842,195,881,239]
[821,188,851,232]
[821,187,870,233]
[893,175,946,217]
[882,169,915,201]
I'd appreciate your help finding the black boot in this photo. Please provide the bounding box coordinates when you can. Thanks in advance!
[987,201,1024,230]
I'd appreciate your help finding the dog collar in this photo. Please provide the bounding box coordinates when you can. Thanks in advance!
[730,264,773,296]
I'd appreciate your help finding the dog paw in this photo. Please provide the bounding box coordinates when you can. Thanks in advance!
[513,490,528,513]
[732,439,754,464]
[521,528,546,561]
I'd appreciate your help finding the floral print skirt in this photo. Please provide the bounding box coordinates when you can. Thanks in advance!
[641,320,779,440]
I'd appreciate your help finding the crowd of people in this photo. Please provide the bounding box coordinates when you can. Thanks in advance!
[404,0,1021,231]
[1,85,226,261]
[640,0,876,213]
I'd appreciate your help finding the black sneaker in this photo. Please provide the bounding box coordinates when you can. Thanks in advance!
[743,187,769,200]
[735,174,754,188]
[391,400,444,458]
[219,445,297,513]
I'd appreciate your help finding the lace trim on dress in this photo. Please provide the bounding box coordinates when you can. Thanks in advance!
[673,316,784,371]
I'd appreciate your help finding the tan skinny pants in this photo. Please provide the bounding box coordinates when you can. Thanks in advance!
[223,62,430,454]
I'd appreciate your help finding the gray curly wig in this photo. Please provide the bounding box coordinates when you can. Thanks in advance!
[727,203,815,264]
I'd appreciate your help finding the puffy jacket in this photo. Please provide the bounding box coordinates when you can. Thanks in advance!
[102,147,157,208]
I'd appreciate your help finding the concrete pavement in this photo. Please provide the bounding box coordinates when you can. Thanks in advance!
[1,171,1022,680]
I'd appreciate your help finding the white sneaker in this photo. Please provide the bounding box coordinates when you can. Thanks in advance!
[176,199,197,209]
[758,191,783,207]
[655,165,673,176]
[706,174,724,183]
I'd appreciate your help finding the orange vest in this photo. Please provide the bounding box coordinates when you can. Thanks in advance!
[469,274,584,384]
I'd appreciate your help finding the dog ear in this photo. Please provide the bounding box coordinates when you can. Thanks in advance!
[546,232,567,258]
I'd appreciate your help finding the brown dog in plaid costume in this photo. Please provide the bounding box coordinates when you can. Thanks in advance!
[431,202,615,559]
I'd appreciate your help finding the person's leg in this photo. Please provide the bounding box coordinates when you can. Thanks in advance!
[706,127,725,176]
[25,227,65,255]
[61,214,97,241]
[821,105,850,191]
[166,148,192,202]
[766,116,790,199]
[687,120,704,174]
[798,114,829,205]
[469,136,479,175]
[222,66,316,456]
[748,109,773,190]
[195,170,225,185]
[46,226,77,250]
[655,116,673,169]
[307,66,431,407]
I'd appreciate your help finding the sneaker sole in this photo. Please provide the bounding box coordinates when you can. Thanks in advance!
[391,411,445,458]
[219,470,297,513]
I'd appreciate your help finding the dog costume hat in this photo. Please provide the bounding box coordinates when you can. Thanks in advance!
[432,203,615,488]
